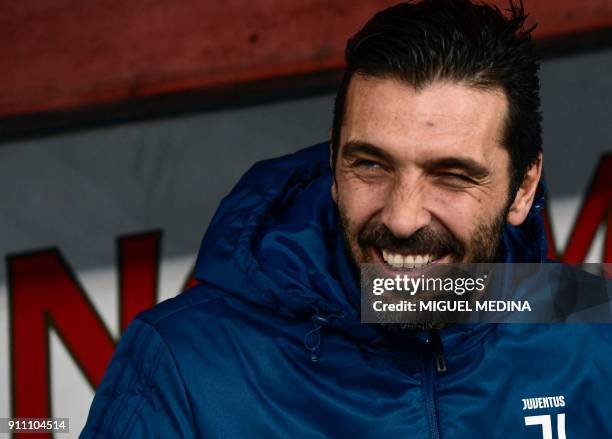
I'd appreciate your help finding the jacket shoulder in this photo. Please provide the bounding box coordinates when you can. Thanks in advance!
[137,283,225,327]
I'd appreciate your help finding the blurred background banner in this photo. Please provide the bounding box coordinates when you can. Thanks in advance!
[0,0,611,437]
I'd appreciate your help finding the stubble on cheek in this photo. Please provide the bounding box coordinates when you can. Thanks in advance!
[335,192,370,267]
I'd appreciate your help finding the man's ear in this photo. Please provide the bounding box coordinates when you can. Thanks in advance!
[507,153,543,226]
[329,139,338,203]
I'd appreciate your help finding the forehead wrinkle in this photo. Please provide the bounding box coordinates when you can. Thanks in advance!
[342,76,508,165]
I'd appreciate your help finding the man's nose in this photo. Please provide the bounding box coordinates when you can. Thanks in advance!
[380,179,431,238]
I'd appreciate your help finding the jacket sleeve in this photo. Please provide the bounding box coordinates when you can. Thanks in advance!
[80,318,196,438]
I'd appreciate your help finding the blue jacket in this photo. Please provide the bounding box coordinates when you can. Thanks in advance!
[82,143,612,438]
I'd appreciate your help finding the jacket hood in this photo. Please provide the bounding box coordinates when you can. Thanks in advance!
[195,143,548,347]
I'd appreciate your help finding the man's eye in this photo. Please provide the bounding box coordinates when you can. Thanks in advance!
[353,159,382,170]
[438,173,475,184]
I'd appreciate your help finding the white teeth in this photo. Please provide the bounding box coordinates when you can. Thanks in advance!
[392,254,402,267]
[381,250,436,268]
[404,255,414,268]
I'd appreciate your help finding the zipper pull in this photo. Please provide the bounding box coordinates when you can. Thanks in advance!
[434,350,447,373]
[429,331,447,373]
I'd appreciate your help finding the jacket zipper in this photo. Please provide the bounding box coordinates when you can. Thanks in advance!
[422,331,446,439]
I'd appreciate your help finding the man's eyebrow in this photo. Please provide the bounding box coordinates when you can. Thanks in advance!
[341,140,394,163]
[422,157,490,179]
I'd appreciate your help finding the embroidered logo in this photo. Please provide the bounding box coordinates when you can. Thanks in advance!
[522,395,566,439]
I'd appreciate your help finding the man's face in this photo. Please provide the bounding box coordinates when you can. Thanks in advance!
[332,75,514,268]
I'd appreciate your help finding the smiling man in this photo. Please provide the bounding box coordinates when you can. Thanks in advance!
[333,78,540,268]
[82,1,611,438]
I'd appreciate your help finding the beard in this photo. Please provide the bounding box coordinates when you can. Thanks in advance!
[338,203,508,268]
[337,201,510,333]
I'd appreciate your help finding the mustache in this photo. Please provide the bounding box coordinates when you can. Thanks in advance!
[357,223,465,259]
